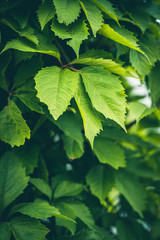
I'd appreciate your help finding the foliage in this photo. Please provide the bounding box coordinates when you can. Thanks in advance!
[0,0,160,239]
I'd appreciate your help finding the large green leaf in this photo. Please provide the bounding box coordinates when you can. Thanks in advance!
[1,36,60,59]
[0,151,29,215]
[0,100,31,147]
[80,0,103,36]
[51,19,89,57]
[55,202,76,234]
[115,170,146,217]
[93,138,126,169]
[0,222,11,240]
[99,24,143,53]
[75,77,103,147]
[90,0,119,23]
[37,0,55,30]
[53,0,81,25]
[54,181,84,199]
[10,216,49,240]
[11,202,60,220]
[86,165,115,204]
[30,178,52,200]
[80,66,127,130]
[35,66,78,120]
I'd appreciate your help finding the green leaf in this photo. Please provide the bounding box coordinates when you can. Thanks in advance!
[86,165,115,204]
[62,134,84,159]
[1,36,60,59]
[10,216,49,240]
[149,63,160,105]
[93,138,126,169]
[35,66,78,120]
[0,151,29,215]
[72,54,127,76]
[129,8,151,32]
[15,80,44,114]
[30,178,52,200]
[99,24,143,54]
[13,143,39,175]
[13,57,43,88]
[67,202,95,229]
[51,19,89,57]
[80,0,103,36]
[80,66,127,130]
[0,52,11,91]
[115,170,146,217]
[90,0,119,24]
[50,111,84,159]
[75,77,103,147]
[0,19,39,45]
[116,220,137,240]
[54,181,84,199]
[55,202,76,234]
[37,0,55,30]
[0,222,11,240]
[12,202,60,220]
[128,101,155,124]
[130,33,159,79]
[53,0,81,25]
[0,100,31,147]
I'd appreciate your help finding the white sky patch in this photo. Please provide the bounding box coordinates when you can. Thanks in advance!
[126,77,151,107]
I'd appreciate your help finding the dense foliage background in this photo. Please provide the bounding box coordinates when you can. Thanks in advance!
[1,0,160,239]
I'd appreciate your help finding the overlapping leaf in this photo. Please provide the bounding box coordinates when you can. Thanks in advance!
[80,66,127,130]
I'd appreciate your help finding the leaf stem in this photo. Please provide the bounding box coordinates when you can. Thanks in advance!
[54,38,71,64]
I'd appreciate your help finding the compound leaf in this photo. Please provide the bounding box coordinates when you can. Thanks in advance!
[30,178,52,200]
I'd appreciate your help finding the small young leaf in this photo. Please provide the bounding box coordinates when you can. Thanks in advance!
[53,0,81,25]
[0,151,29,215]
[10,216,49,240]
[0,100,31,147]
[35,66,78,120]
[30,178,52,200]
